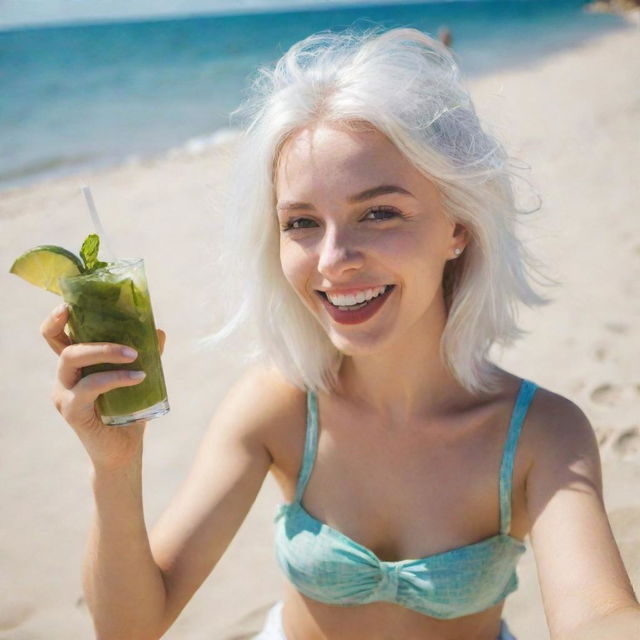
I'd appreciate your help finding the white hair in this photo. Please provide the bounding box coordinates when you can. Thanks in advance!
[205,27,548,394]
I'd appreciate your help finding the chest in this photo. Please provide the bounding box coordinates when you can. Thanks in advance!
[270,397,530,563]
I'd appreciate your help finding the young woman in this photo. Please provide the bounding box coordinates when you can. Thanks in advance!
[40,28,638,640]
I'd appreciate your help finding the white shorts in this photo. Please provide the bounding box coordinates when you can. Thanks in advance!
[253,601,518,639]
[252,601,286,640]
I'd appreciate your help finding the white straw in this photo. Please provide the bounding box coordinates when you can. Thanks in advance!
[81,186,117,262]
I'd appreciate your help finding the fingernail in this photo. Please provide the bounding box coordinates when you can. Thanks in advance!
[128,370,145,380]
[121,347,138,359]
[54,303,68,317]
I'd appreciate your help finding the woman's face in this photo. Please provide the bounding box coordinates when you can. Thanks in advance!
[275,123,466,356]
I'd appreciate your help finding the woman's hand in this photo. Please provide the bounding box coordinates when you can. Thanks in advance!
[40,302,167,471]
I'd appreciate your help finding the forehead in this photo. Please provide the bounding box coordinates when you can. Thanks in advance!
[275,124,419,198]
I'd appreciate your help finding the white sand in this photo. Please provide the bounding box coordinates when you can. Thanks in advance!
[1,25,638,640]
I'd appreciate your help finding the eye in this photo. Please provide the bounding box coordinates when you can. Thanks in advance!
[281,217,318,231]
[363,206,400,222]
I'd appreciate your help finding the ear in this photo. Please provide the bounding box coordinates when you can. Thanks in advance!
[453,222,468,240]
[448,222,469,260]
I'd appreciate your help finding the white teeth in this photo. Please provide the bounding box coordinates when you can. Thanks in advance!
[326,285,389,307]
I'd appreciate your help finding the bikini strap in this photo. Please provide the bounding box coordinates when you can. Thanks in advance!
[294,390,319,504]
[499,379,538,535]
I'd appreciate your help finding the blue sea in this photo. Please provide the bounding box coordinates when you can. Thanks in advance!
[0,0,627,191]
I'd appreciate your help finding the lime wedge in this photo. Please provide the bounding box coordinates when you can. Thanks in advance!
[9,245,84,295]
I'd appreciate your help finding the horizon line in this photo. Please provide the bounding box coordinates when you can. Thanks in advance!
[0,0,468,34]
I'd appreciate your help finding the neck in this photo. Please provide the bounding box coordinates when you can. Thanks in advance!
[335,295,472,423]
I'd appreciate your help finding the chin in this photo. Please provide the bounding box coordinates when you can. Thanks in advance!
[326,327,395,357]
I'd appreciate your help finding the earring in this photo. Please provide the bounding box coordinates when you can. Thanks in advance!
[454,247,463,257]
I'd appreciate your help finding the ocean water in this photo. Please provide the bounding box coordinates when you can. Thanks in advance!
[0,0,626,191]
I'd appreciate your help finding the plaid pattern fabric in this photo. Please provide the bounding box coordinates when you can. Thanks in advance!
[274,380,537,619]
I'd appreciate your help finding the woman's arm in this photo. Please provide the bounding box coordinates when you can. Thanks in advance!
[560,606,640,640]
[525,390,639,640]
[84,452,167,639]
[83,365,295,640]
[41,306,296,639]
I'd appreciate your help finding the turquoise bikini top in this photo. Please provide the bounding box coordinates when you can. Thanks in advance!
[274,379,538,620]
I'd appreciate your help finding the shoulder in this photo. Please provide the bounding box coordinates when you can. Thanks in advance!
[522,382,602,498]
[212,363,307,456]
[516,385,638,631]
[526,384,597,458]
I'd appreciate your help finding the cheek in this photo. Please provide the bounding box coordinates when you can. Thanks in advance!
[378,228,446,287]
[375,229,426,269]
[279,240,311,292]
[377,231,416,258]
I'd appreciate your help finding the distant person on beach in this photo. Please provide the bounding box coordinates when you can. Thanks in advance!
[438,25,453,48]
[41,28,640,640]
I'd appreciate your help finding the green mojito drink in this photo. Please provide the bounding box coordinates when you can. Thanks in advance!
[59,258,169,426]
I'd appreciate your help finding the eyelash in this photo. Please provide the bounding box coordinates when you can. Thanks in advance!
[281,206,401,231]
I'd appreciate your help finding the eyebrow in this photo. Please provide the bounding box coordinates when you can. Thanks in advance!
[276,184,415,212]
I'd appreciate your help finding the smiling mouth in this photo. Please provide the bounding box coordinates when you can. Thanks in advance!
[318,285,395,310]
[314,284,396,325]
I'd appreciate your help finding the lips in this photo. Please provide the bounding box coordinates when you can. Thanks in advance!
[316,285,395,325]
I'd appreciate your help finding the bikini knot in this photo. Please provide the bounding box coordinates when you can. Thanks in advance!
[374,561,401,600]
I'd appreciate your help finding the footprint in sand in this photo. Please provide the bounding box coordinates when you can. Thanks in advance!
[604,322,629,335]
[590,383,624,406]
[593,345,607,362]
[594,426,611,446]
[611,426,640,459]
[0,602,33,631]
[589,383,640,406]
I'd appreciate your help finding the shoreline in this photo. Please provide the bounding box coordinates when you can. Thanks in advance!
[1,16,632,197]
[0,127,243,201]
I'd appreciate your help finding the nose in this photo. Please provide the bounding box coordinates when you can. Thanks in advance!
[317,225,365,278]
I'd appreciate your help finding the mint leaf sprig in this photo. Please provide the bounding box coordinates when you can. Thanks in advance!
[79,234,109,273]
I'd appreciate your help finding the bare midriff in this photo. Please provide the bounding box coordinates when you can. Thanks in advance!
[281,586,506,640]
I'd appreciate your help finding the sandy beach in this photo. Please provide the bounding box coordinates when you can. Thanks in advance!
[1,24,639,640]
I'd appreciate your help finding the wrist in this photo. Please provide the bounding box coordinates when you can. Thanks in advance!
[91,452,143,491]
[84,424,146,475]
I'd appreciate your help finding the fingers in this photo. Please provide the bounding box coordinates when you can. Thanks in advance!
[157,329,166,355]
[53,370,146,424]
[76,369,146,397]
[57,343,139,390]
[41,303,72,355]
